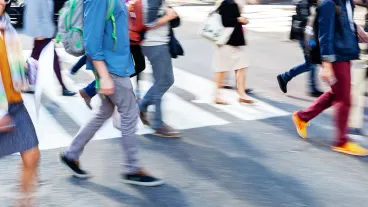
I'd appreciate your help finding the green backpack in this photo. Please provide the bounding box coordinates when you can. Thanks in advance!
[57,0,117,57]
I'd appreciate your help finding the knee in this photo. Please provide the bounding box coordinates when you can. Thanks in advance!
[22,147,40,169]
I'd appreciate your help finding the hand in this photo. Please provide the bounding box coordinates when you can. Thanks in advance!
[238,17,249,25]
[320,62,336,85]
[166,8,178,20]
[99,77,115,95]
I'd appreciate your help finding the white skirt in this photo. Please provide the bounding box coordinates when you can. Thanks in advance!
[213,45,250,72]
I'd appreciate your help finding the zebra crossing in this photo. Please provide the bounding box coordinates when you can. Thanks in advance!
[21,48,289,151]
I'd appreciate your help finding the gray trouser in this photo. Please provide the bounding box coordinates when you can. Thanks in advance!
[66,74,140,174]
[140,44,174,129]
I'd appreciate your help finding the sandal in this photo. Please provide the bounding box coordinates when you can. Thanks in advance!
[215,99,228,105]
[239,98,254,104]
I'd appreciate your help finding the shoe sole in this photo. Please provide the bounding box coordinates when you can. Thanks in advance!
[122,179,165,187]
[153,132,182,138]
[292,113,307,139]
[331,147,368,156]
[277,75,287,93]
[60,154,91,179]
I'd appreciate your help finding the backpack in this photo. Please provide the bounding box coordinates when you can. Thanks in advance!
[57,0,117,57]
[289,0,310,41]
[127,0,146,45]
[304,1,340,64]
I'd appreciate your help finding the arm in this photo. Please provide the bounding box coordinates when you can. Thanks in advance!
[84,0,114,95]
[357,24,368,42]
[318,0,336,63]
[354,0,368,7]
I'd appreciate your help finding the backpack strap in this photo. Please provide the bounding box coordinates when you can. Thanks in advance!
[106,0,117,51]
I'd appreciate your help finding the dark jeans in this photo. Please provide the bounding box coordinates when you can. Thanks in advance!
[280,40,319,92]
[81,45,146,98]
[297,62,351,146]
[31,38,67,90]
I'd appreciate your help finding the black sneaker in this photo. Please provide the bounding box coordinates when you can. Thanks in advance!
[60,152,90,178]
[277,75,287,93]
[62,89,77,97]
[123,170,164,187]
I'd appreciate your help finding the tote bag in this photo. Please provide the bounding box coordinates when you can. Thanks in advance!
[200,9,234,45]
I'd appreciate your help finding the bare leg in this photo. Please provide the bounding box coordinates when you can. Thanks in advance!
[20,147,40,205]
[215,72,228,104]
[236,68,254,104]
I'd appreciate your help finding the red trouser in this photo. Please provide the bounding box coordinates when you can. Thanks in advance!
[297,61,351,146]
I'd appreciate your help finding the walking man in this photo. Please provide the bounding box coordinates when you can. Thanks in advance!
[61,0,163,186]
[138,1,182,138]
[292,0,368,156]
[277,0,323,97]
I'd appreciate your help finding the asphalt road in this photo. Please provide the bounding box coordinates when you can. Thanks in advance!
[1,5,368,207]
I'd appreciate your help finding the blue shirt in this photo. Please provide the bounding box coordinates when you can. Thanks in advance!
[84,0,134,77]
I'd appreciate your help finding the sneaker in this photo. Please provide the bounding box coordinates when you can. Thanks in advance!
[79,89,92,110]
[292,112,309,139]
[308,91,324,98]
[123,169,164,187]
[62,89,77,97]
[277,75,287,93]
[60,152,91,178]
[154,125,182,138]
[331,141,368,156]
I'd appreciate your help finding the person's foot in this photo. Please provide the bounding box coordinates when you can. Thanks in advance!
[348,128,366,136]
[277,75,287,93]
[0,114,15,132]
[331,141,368,156]
[62,89,77,97]
[79,89,92,110]
[60,152,91,178]
[139,112,150,126]
[154,125,182,138]
[123,169,164,187]
[292,112,309,139]
[308,90,324,97]
[215,99,228,105]
[239,97,254,104]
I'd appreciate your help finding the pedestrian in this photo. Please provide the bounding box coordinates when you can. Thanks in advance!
[277,0,323,97]
[214,0,253,105]
[60,0,163,186]
[23,0,76,96]
[0,0,40,205]
[138,0,182,138]
[348,24,368,136]
[292,0,368,156]
[70,44,146,109]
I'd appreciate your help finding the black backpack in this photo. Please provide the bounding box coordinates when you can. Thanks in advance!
[290,0,310,40]
[304,0,341,64]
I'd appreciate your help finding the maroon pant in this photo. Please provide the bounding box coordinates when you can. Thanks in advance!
[297,61,351,146]
[31,38,67,91]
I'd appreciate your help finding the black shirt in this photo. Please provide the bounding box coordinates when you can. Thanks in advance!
[219,0,246,46]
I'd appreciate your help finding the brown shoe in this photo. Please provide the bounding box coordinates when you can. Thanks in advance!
[79,89,92,110]
[239,98,254,104]
[140,112,150,126]
[154,125,182,138]
[0,115,15,132]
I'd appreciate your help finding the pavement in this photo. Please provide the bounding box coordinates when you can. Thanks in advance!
[1,5,368,207]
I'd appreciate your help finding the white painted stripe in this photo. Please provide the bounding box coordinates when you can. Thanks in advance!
[22,94,73,150]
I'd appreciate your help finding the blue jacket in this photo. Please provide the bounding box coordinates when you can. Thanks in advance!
[84,0,134,77]
[318,0,360,62]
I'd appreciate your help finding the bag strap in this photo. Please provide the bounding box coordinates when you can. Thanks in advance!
[106,0,117,51]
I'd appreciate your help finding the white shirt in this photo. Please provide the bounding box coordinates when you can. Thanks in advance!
[346,0,355,31]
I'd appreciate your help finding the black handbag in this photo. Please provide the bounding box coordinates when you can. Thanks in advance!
[290,15,307,41]
[169,28,184,59]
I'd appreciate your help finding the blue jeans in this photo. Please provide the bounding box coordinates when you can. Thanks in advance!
[139,45,174,129]
[281,40,319,92]
[84,81,97,98]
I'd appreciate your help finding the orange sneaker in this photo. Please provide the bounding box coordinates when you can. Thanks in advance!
[331,142,368,156]
[292,112,309,139]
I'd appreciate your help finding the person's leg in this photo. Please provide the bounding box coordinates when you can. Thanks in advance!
[65,96,115,161]
[140,45,174,130]
[83,80,97,98]
[20,147,40,195]
[348,68,366,133]
[31,39,51,60]
[215,71,227,104]
[70,55,87,75]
